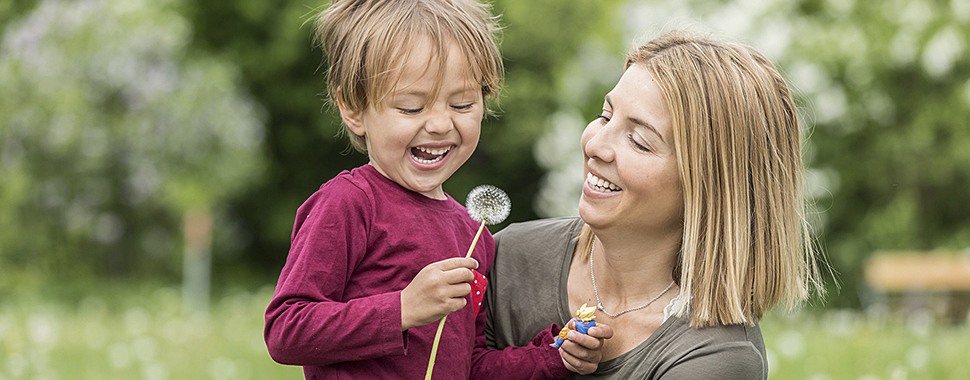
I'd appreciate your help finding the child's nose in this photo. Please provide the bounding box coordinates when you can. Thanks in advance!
[424,111,454,134]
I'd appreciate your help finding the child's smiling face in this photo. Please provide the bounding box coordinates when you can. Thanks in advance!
[340,36,484,200]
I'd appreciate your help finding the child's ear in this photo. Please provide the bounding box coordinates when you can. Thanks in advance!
[336,90,366,137]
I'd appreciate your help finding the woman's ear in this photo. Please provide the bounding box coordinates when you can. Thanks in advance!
[336,89,365,137]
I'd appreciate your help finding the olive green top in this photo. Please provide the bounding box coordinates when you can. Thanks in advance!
[485,217,767,379]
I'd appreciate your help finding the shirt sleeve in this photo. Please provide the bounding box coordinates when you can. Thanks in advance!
[264,183,408,366]
[469,221,572,379]
[471,322,572,380]
[660,341,766,380]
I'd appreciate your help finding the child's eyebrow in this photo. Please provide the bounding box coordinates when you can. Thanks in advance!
[392,85,481,99]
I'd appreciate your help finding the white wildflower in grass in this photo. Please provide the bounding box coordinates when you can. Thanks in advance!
[123,307,151,337]
[131,336,157,363]
[777,329,805,359]
[823,309,858,337]
[906,309,933,338]
[5,352,28,378]
[142,362,167,380]
[108,342,131,369]
[906,345,929,371]
[161,318,188,346]
[26,312,59,347]
[889,366,907,380]
[209,357,240,380]
[82,320,108,350]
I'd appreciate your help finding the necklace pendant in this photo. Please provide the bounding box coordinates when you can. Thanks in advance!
[596,302,605,311]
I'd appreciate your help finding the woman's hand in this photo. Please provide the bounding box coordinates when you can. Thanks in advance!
[400,257,478,330]
[558,319,614,375]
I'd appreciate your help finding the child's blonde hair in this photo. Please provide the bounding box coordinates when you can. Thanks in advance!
[314,0,504,152]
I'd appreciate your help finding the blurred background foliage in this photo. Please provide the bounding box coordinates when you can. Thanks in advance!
[2,0,970,378]
[1,0,969,311]
[0,0,264,293]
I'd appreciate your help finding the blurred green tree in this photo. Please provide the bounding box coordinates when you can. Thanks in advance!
[0,0,264,289]
[782,0,970,307]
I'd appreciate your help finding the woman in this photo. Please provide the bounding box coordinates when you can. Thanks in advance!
[484,30,825,379]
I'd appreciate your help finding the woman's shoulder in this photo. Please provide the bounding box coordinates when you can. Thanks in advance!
[688,318,764,347]
[654,318,767,379]
[491,217,581,272]
[495,216,583,242]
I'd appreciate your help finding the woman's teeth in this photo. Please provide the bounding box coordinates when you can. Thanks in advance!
[587,173,621,192]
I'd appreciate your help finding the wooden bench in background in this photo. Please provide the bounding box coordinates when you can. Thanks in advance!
[863,251,970,324]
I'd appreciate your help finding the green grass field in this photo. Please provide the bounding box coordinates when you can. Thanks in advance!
[1,285,967,379]
[0,285,300,379]
[761,309,970,379]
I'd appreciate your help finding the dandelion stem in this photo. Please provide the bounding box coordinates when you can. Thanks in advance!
[425,220,485,379]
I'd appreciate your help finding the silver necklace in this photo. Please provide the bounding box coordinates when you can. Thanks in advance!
[589,239,676,318]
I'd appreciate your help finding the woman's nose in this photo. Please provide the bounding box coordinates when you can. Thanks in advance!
[582,120,614,162]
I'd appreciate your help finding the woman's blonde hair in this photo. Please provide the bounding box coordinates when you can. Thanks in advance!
[582,30,824,328]
[314,0,504,152]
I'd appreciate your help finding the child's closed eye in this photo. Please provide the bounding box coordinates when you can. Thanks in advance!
[451,103,474,111]
[397,107,423,115]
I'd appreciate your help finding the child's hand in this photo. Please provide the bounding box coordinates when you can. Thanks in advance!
[558,319,614,375]
[400,257,478,330]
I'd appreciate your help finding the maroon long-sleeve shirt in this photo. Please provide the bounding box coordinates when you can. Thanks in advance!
[265,164,569,379]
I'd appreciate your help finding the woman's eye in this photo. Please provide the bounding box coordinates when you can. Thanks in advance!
[596,112,611,123]
[452,103,474,111]
[628,134,650,152]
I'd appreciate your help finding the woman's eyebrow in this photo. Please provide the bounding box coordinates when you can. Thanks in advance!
[605,94,665,142]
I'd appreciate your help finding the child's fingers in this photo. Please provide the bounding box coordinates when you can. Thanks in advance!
[439,265,476,286]
[435,257,478,271]
[448,296,467,310]
[443,283,473,299]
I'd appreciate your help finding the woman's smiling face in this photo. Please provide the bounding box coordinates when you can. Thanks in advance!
[579,63,684,237]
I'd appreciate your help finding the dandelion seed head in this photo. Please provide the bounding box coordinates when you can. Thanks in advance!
[465,185,511,225]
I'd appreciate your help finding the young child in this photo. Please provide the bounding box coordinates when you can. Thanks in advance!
[263,0,504,378]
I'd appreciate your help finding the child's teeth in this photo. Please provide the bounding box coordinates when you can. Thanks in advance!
[417,146,448,155]
[412,146,451,164]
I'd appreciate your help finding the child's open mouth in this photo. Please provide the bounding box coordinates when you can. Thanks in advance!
[410,146,452,164]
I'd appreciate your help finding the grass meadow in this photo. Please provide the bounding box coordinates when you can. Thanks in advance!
[1,284,968,379]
